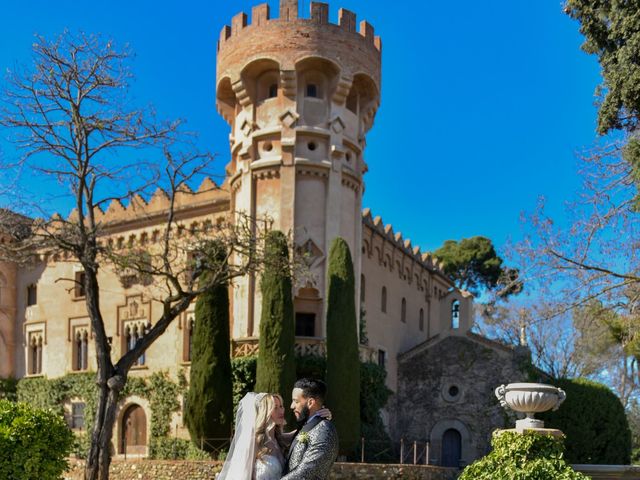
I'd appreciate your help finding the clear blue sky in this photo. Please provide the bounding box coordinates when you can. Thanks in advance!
[0,0,602,253]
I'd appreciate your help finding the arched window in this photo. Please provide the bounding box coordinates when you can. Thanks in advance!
[419,308,424,332]
[187,317,195,362]
[74,330,89,371]
[36,337,43,374]
[75,331,83,371]
[451,300,460,329]
[29,336,38,374]
[360,274,366,303]
[381,286,387,313]
[401,298,407,323]
[125,325,145,366]
[81,331,88,370]
[268,83,278,98]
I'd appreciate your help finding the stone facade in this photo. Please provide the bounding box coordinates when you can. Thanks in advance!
[396,332,530,467]
[0,0,489,462]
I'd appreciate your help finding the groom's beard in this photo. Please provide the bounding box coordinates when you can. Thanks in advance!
[296,405,311,426]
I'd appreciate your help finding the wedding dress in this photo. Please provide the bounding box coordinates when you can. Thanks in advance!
[254,453,284,480]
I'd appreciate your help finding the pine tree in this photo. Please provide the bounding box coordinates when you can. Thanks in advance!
[184,242,233,451]
[255,231,296,403]
[325,237,361,455]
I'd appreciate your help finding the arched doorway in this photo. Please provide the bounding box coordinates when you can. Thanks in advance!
[120,404,147,455]
[441,428,462,467]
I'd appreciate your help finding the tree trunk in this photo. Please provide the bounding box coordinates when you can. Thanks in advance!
[85,374,125,480]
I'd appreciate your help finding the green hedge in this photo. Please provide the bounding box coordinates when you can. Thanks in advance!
[459,431,589,480]
[0,399,74,480]
[0,378,17,401]
[540,378,631,464]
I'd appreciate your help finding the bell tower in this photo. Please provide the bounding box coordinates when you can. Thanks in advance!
[216,0,381,338]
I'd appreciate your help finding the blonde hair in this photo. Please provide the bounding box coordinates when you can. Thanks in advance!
[255,393,286,460]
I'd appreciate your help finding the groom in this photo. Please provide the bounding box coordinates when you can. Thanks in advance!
[281,378,338,480]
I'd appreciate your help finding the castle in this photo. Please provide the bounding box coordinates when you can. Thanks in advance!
[0,0,528,467]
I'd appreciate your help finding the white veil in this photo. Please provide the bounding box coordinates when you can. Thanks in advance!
[217,392,266,480]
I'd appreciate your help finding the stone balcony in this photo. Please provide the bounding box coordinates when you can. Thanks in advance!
[232,336,377,363]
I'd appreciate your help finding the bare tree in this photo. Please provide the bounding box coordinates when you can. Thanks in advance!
[510,140,640,403]
[476,301,585,379]
[0,32,269,480]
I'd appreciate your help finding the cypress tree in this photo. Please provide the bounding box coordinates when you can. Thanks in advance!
[184,242,233,451]
[325,237,361,455]
[255,230,296,404]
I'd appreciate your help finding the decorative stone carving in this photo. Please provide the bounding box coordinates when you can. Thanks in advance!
[495,382,566,430]
[279,109,299,128]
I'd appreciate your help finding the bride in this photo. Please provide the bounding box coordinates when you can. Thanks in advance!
[217,392,329,480]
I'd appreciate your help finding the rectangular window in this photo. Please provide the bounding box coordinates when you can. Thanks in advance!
[306,84,318,98]
[27,284,37,306]
[71,402,85,429]
[75,271,86,298]
[295,313,316,337]
[377,349,387,369]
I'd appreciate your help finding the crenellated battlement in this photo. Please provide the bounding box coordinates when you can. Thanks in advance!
[362,208,448,277]
[217,1,382,55]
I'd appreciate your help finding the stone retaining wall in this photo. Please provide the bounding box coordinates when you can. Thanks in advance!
[64,460,458,480]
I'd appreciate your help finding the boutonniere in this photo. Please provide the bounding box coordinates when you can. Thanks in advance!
[298,431,310,445]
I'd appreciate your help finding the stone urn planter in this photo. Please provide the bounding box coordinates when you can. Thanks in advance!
[495,383,566,430]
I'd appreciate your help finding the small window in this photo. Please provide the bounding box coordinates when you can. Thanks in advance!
[401,298,407,323]
[381,286,387,313]
[268,83,278,99]
[71,402,85,429]
[360,274,366,303]
[306,84,318,98]
[295,313,316,337]
[73,330,89,371]
[75,271,86,298]
[186,316,195,362]
[451,300,460,329]
[28,334,43,375]
[27,284,37,306]
[377,349,386,368]
[125,324,147,366]
[419,308,424,332]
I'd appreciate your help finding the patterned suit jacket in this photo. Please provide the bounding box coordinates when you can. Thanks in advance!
[281,416,339,480]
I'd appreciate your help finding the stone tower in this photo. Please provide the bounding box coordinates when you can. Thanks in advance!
[216,0,381,339]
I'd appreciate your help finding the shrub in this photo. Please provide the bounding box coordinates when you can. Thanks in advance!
[255,230,296,406]
[231,356,257,411]
[325,237,361,455]
[459,431,589,480]
[539,377,631,464]
[149,437,211,460]
[0,377,17,401]
[184,241,234,451]
[0,399,74,480]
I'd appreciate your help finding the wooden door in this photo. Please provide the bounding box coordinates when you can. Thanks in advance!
[121,404,147,455]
